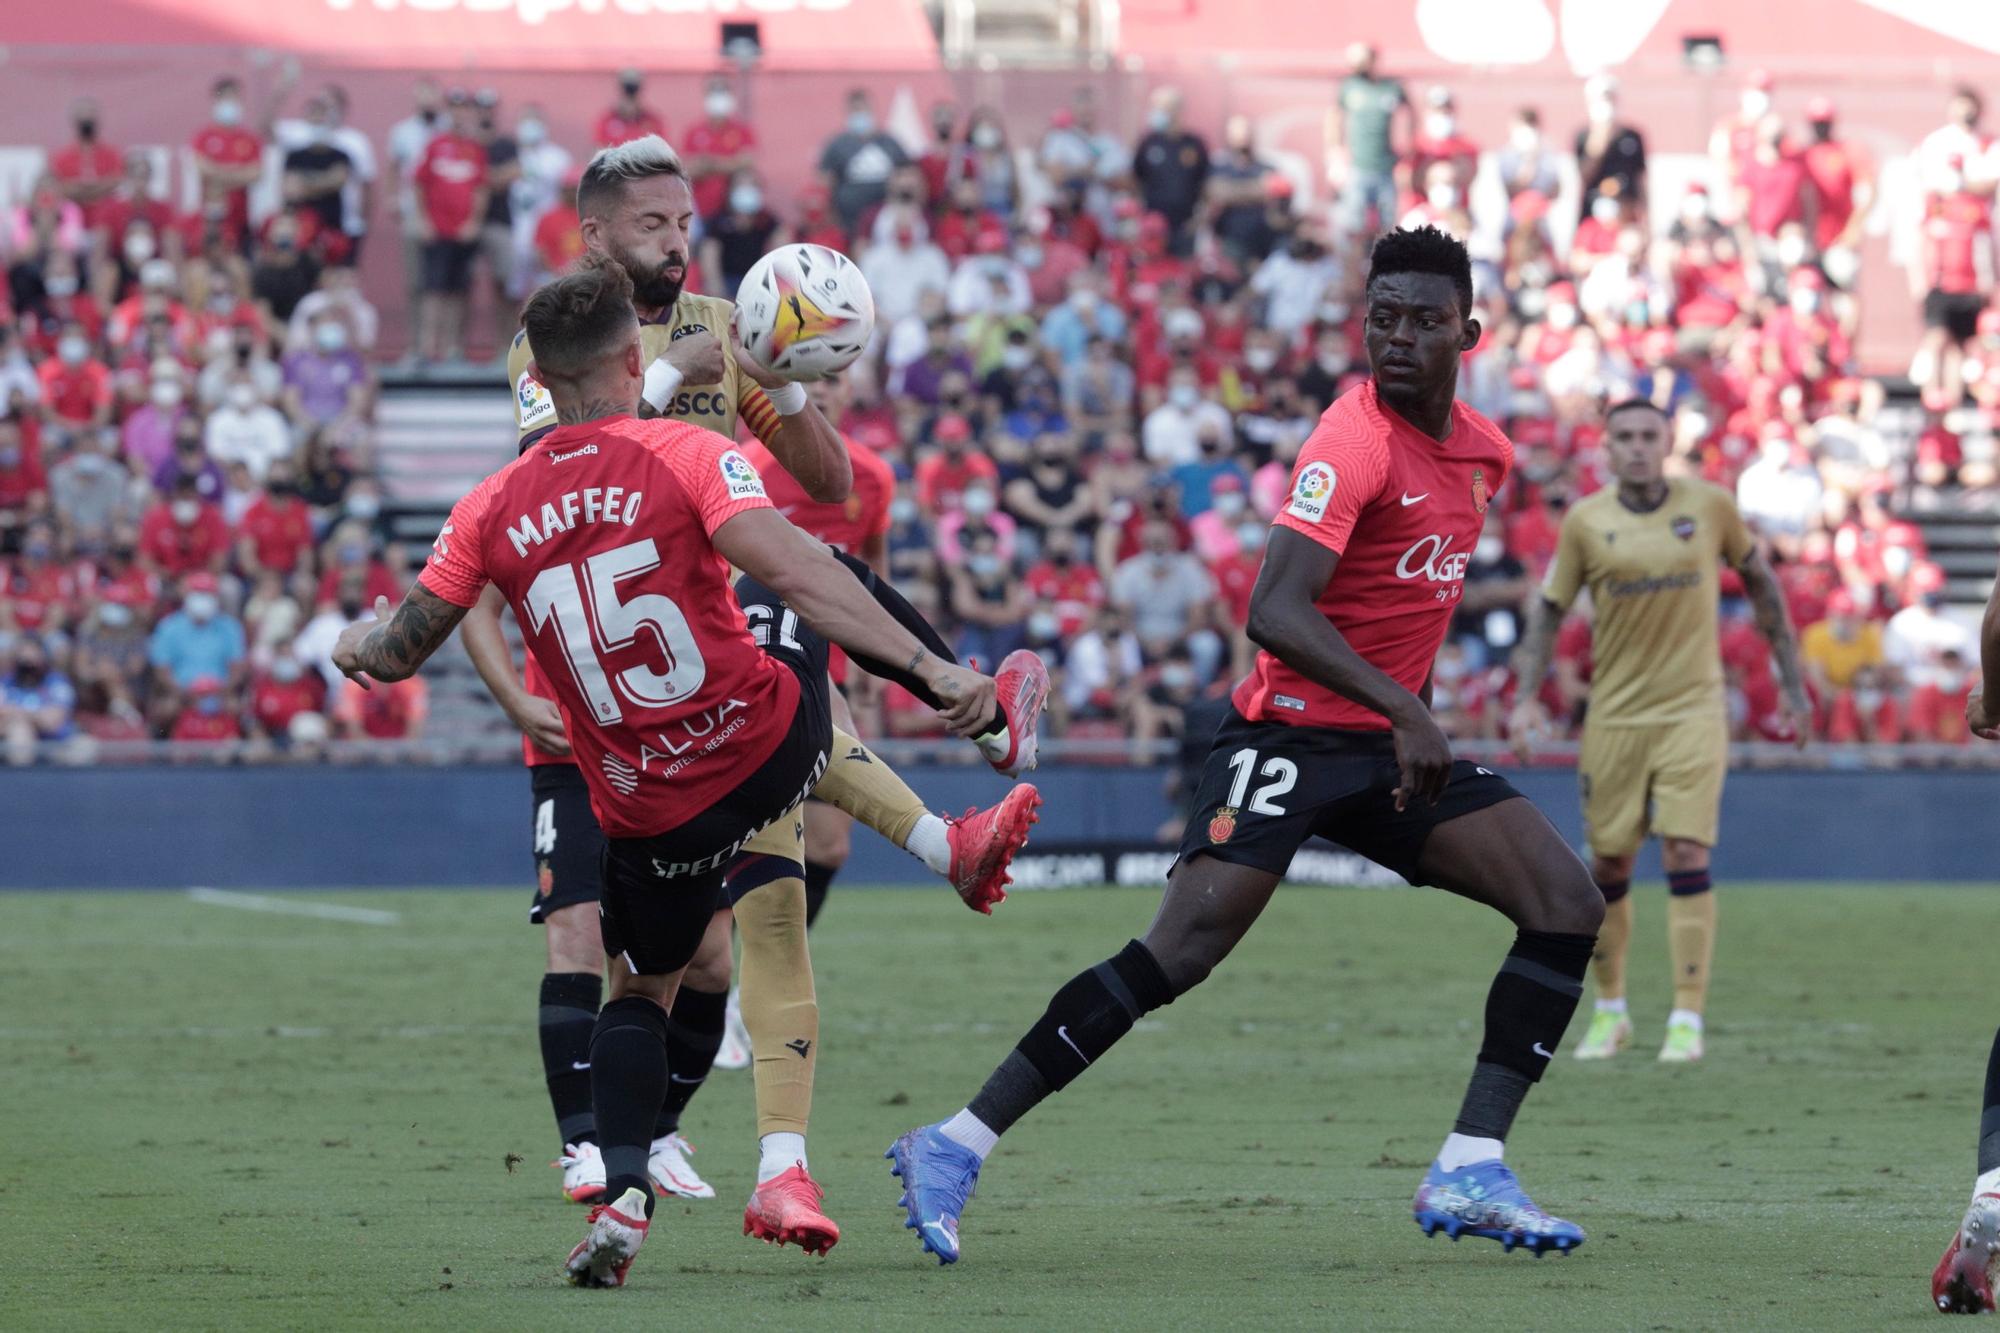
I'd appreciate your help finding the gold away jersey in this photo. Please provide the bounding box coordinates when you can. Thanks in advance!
[1543,478,1755,727]
[508,290,781,448]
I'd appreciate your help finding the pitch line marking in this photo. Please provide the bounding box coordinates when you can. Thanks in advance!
[186,887,401,926]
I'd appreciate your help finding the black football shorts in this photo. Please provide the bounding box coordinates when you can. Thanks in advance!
[528,762,604,924]
[1175,707,1522,885]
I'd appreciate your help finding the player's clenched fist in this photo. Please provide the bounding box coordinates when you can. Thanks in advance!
[659,328,725,386]
[921,659,998,739]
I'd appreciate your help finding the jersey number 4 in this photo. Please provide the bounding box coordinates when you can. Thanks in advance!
[1223,748,1298,815]
[524,537,708,726]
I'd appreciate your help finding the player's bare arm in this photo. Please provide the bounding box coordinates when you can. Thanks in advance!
[1970,552,2000,739]
[713,507,994,735]
[1507,593,1567,762]
[729,324,853,504]
[1247,525,1452,808]
[333,586,469,686]
[459,584,569,756]
[1734,546,1812,748]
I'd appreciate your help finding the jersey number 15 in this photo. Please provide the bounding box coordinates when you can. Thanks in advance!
[524,537,708,726]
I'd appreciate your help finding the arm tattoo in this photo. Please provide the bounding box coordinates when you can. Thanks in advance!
[355,586,468,682]
[556,396,636,425]
[1739,551,1808,703]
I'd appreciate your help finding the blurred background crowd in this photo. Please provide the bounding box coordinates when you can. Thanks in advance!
[2,49,1995,761]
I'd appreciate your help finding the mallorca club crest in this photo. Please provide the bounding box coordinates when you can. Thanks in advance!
[1470,467,1490,516]
[1671,515,1697,542]
[536,860,555,897]
[767,275,843,357]
[1208,806,1238,844]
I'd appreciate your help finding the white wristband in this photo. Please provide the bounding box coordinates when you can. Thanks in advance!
[765,380,808,415]
[641,360,685,413]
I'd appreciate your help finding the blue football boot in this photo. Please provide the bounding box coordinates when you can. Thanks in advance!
[886,1124,982,1265]
[1413,1158,1585,1256]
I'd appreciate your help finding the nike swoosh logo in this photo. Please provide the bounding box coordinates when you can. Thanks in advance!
[571,1061,592,1071]
[1400,492,1429,506]
[668,1074,705,1084]
[777,504,801,518]
[1531,1042,1553,1059]
[1056,1025,1091,1066]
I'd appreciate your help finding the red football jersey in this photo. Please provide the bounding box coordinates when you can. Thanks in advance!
[421,417,798,838]
[1233,381,1513,733]
[736,434,894,557]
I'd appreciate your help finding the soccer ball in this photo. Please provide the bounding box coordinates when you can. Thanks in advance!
[733,243,875,379]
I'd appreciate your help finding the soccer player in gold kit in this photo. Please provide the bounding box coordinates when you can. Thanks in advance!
[1509,400,1808,1063]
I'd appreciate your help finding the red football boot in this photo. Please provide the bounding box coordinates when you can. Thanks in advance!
[945,784,1041,914]
[744,1163,841,1256]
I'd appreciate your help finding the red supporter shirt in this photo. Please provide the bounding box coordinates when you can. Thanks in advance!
[1233,381,1513,732]
[595,108,666,148]
[1208,549,1261,628]
[173,709,243,742]
[914,451,999,514]
[420,417,800,838]
[0,453,49,515]
[236,496,314,575]
[50,141,124,229]
[252,675,323,736]
[139,503,231,576]
[416,134,488,236]
[37,359,111,425]
[190,123,263,237]
[683,119,756,217]
[1,561,77,631]
[1803,140,1862,249]
[536,204,585,273]
[1739,150,1812,238]
[1021,560,1105,636]
[1925,194,1993,294]
[737,435,895,557]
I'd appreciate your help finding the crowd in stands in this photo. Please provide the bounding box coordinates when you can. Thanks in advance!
[2,56,1997,760]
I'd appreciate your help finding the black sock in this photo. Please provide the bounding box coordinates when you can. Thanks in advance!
[590,995,670,1214]
[967,940,1176,1135]
[539,972,601,1149]
[831,550,1008,737]
[656,986,727,1138]
[1452,930,1596,1141]
[1980,1028,2000,1175]
[803,860,837,929]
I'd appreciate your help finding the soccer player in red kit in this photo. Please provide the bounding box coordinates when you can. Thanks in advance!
[333,259,1006,1288]
[888,227,1603,1264]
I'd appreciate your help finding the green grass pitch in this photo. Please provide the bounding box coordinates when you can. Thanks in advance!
[2,882,1987,1329]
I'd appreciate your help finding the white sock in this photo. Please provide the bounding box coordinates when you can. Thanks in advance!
[1974,1166,2000,1201]
[938,1108,998,1161]
[1595,997,1628,1015]
[905,813,953,876]
[1436,1132,1504,1172]
[757,1131,806,1184]
[1667,1008,1704,1032]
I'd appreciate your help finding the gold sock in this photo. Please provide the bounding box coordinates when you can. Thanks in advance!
[1593,894,1634,1002]
[732,872,818,1139]
[1668,890,1717,1015]
[809,727,926,848]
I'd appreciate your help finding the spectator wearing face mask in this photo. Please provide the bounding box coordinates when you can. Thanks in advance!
[191,77,263,252]
[38,322,112,431]
[952,107,1019,219]
[1912,157,1994,407]
[1,520,73,632]
[20,249,101,355]
[1063,603,1144,720]
[170,675,243,743]
[138,475,229,579]
[935,479,1017,566]
[70,585,152,724]
[1495,107,1561,203]
[1131,642,1208,747]
[315,518,398,608]
[50,96,124,236]
[1737,115,1816,262]
[149,573,243,694]
[861,214,952,329]
[820,89,909,235]
[1004,433,1094,551]
[1708,69,1778,215]
[1406,86,1480,197]
[506,102,572,271]
[154,423,224,506]
[1169,429,1249,519]
[1142,367,1232,467]
[1576,74,1647,203]
[1249,226,1342,338]
[386,79,445,321]
[205,376,293,484]
[282,314,370,429]
[1021,528,1105,637]
[596,68,666,148]
[250,213,323,326]
[1110,519,1219,662]
[0,636,76,760]
[949,527,1029,668]
[1204,116,1279,266]
[413,91,490,366]
[946,229,1032,319]
[679,76,756,219]
[49,426,137,555]
[0,418,50,537]
[700,171,785,300]
[1061,336,1135,443]
[106,259,189,353]
[235,465,315,579]
[271,81,377,262]
[249,649,325,740]
[1186,472,1256,563]
[1039,274,1127,366]
[275,94,355,258]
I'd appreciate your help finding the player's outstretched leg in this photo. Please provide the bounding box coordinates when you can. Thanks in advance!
[889,854,1278,1263]
[1408,798,1602,1257]
[1934,1028,2000,1313]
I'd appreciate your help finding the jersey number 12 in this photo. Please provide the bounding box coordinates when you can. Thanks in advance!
[523,537,708,725]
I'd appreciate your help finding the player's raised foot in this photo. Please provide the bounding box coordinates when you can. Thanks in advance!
[945,784,1041,914]
[554,1141,607,1204]
[1412,1159,1584,1256]
[1573,1010,1633,1061]
[715,986,751,1070]
[563,1186,650,1288]
[743,1163,840,1256]
[886,1124,982,1265]
[1657,1017,1705,1064]
[1933,1190,2000,1313]
[977,649,1050,778]
[648,1132,716,1200]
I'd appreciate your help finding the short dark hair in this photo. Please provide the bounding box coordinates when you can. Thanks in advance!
[575,135,689,221]
[1604,398,1670,427]
[1366,225,1474,315]
[519,256,637,382]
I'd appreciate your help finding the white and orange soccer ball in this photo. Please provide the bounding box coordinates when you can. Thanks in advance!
[732,243,874,379]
